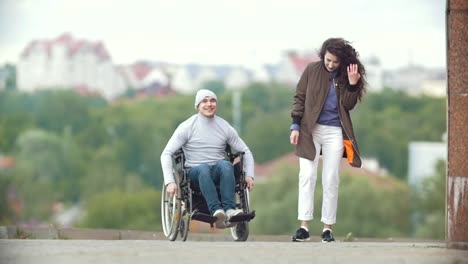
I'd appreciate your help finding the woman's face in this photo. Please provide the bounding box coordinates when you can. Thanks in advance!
[324,51,341,72]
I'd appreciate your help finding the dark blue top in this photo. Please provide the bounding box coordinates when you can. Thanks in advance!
[317,72,341,127]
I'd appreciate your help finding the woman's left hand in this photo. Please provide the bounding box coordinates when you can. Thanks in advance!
[347,64,361,85]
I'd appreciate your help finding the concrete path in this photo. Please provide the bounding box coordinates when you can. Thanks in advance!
[1,239,467,264]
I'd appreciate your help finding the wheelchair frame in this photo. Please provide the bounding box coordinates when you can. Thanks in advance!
[161,146,255,241]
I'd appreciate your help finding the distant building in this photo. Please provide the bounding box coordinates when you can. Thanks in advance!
[118,61,175,97]
[119,61,154,90]
[363,55,384,92]
[171,64,251,94]
[420,78,447,97]
[383,65,446,97]
[224,66,251,90]
[13,33,448,99]
[16,33,126,100]
[171,64,198,94]
[275,51,320,87]
[408,141,447,186]
[248,63,272,83]
[361,157,388,176]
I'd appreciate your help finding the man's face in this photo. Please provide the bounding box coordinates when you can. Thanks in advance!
[198,96,217,118]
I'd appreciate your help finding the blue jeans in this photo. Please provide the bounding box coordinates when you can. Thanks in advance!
[188,160,236,214]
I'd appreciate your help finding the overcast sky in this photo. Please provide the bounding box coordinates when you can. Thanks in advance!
[0,0,446,70]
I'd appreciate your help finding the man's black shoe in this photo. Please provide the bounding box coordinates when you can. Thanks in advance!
[321,229,335,243]
[291,227,310,242]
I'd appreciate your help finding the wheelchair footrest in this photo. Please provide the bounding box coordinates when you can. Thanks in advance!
[191,211,217,224]
[228,210,256,223]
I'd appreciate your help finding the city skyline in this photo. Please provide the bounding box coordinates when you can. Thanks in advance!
[0,0,446,70]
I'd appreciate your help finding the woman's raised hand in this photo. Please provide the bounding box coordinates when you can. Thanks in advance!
[347,64,361,85]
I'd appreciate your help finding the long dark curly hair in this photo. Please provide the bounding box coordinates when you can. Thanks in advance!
[318,38,367,101]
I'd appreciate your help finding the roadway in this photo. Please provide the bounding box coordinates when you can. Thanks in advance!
[1,239,467,264]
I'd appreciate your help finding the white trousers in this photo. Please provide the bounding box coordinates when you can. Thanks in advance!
[297,124,343,225]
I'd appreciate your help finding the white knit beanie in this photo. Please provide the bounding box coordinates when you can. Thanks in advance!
[194,89,217,109]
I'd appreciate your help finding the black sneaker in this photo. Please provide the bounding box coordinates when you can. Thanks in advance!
[321,229,335,243]
[291,227,310,242]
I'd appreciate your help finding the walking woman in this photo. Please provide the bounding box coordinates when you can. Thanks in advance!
[290,38,366,242]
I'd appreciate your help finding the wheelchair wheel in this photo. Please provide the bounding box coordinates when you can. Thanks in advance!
[161,183,181,241]
[179,202,190,241]
[231,221,249,241]
[230,189,250,241]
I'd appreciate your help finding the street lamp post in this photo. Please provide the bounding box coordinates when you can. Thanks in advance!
[232,89,242,134]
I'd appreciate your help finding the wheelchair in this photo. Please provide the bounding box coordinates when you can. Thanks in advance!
[161,146,255,241]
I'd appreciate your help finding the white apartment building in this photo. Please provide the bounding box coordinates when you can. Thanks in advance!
[17,33,126,100]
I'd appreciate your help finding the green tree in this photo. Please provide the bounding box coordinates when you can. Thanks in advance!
[336,171,410,238]
[4,64,17,91]
[249,164,299,234]
[0,174,14,225]
[0,113,33,152]
[243,109,292,163]
[77,95,193,188]
[0,90,40,114]
[353,88,446,179]
[237,83,293,114]
[79,146,127,200]
[33,90,103,134]
[0,82,446,232]
[79,188,161,231]
[412,161,445,239]
[250,161,411,238]
[201,80,225,95]
[13,129,84,219]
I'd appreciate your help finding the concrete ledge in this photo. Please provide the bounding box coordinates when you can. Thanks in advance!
[0,226,447,245]
[447,241,468,250]
[0,226,164,240]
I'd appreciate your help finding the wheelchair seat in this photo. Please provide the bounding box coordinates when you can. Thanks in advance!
[188,179,255,225]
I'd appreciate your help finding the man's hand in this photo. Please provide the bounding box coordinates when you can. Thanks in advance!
[245,176,254,192]
[166,182,178,197]
[290,130,299,145]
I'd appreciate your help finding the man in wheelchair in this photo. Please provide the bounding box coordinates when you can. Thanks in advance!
[161,89,255,230]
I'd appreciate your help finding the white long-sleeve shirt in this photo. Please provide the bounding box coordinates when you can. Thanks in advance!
[160,113,255,185]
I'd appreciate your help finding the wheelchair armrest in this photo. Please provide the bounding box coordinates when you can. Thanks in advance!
[227,150,245,163]
[173,149,183,158]
[231,151,245,159]
[172,149,185,164]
